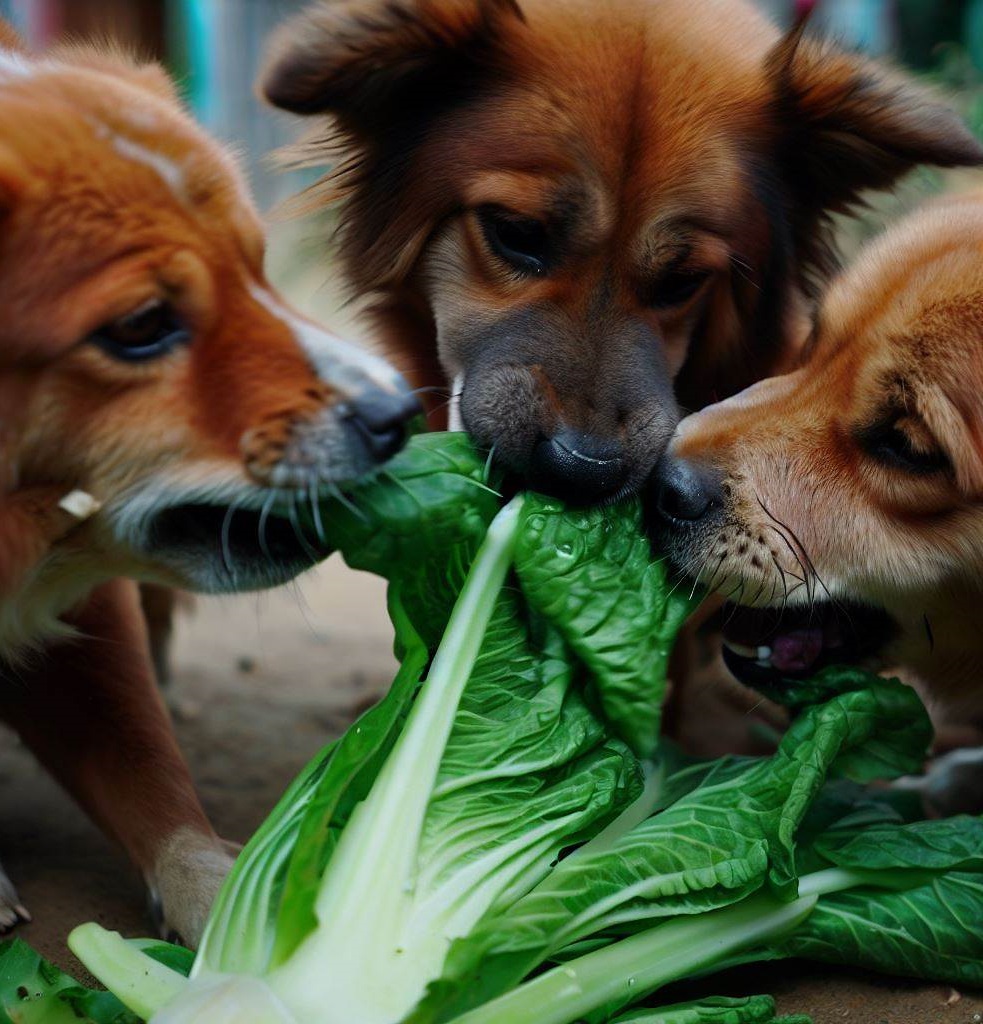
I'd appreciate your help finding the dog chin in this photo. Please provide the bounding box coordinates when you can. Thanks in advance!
[109,469,337,595]
[143,500,331,593]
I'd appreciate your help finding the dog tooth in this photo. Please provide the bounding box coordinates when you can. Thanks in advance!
[757,646,772,660]
[59,490,102,520]
[722,638,758,659]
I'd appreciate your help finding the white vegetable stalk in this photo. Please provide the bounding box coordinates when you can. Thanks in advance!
[442,864,931,1024]
[67,924,188,1020]
[266,497,524,1023]
[151,977,298,1024]
[446,891,819,1024]
[71,498,525,1024]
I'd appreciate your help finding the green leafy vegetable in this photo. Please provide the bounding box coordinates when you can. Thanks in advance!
[515,494,693,757]
[409,669,936,1023]
[26,433,981,1024]
[610,995,809,1024]
[0,939,191,1024]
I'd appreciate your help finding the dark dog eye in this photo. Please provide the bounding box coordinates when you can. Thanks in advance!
[860,421,951,476]
[477,206,550,276]
[89,300,191,362]
[646,269,711,309]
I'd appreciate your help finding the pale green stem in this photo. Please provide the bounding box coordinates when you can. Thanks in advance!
[68,923,188,1020]
[447,892,819,1024]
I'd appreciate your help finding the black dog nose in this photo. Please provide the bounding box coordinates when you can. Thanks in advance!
[527,429,630,505]
[652,455,722,523]
[346,389,422,461]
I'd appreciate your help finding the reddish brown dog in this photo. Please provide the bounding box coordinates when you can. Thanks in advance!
[261,0,982,505]
[0,26,416,941]
[649,188,983,783]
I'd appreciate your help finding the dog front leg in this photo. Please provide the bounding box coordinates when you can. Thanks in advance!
[0,857,30,933]
[0,578,234,945]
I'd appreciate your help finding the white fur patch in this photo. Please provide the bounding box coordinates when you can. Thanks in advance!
[449,373,466,432]
[112,134,187,201]
[59,489,101,520]
[0,49,35,80]
[248,284,404,397]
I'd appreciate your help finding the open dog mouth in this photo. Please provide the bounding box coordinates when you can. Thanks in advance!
[147,500,332,591]
[720,600,897,690]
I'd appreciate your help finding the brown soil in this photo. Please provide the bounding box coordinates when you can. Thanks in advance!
[2,556,981,1024]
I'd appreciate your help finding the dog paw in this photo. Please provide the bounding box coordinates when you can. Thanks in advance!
[148,830,240,948]
[894,746,983,817]
[0,862,31,934]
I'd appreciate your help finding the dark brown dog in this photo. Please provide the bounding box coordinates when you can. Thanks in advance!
[260,0,982,504]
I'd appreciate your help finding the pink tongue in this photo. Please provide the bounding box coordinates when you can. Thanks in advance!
[770,628,825,673]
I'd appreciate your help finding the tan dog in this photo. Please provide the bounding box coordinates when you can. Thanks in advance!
[0,26,417,940]
[649,188,983,755]
[261,0,982,504]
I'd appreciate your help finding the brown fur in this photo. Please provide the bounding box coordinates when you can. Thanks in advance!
[0,27,412,941]
[658,188,983,720]
[261,0,982,498]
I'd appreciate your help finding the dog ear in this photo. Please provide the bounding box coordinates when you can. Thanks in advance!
[261,0,523,124]
[770,26,983,215]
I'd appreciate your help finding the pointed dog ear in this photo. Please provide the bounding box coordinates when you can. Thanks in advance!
[770,25,983,217]
[261,0,523,123]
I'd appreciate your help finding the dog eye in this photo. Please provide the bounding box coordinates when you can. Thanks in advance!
[646,268,711,309]
[88,300,191,362]
[861,421,951,476]
[477,206,550,276]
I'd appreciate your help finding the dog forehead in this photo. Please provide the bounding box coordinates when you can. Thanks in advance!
[1,66,257,231]
[443,0,776,234]
[518,0,775,123]
[823,277,983,402]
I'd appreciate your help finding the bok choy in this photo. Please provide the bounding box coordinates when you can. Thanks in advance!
[7,433,979,1023]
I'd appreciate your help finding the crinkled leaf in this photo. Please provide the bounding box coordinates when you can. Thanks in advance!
[317,432,501,648]
[0,939,150,1024]
[414,675,928,1022]
[815,816,983,874]
[772,872,983,987]
[435,602,606,795]
[609,995,808,1023]
[422,591,643,917]
[515,495,696,758]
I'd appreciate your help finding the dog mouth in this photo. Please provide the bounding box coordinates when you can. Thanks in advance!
[146,500,331,592]
[720,600,897,690]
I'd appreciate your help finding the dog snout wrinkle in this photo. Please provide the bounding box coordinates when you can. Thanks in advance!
[527,428,629,504]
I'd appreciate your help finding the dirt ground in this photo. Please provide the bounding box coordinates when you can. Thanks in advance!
[2,556,982,1024]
